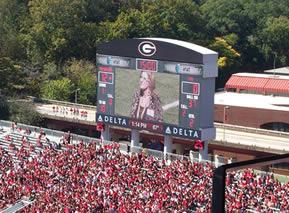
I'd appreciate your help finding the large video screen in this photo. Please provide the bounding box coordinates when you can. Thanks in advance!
[96,55,210,140]
[115,68,179,125]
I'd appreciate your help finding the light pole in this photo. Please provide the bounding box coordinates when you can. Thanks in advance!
[223,106,229,141]
[74,88,80,104]
[273,53,277,76]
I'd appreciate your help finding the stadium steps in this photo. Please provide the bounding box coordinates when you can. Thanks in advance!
[0,139,21,162]
[0,198,34,213]
[0,134,51,164]
[0,131,66,164]
[9,132,64,152]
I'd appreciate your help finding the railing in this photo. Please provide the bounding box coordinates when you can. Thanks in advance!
[0,120,230,166]
[215,122,289,138]
[29,96,96,111]
[29,97,289,138]
[0,198,34,213]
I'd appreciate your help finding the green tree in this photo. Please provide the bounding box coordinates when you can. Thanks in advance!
[8,101,45,126]
[81,0,119,23]
[41,77,74,101]
[210,35,241,69]
[259,16,289,66]
[41,62,63,81]
[64,59,96,104]
[0,57,25,95]
[0,0,28,59]
[201,0,289,69]
[209,35,241,88]
[0,95,9,120]
[99,9,151,40]
[144,0,205,40]
[23,0,99,64]
[99,0,205,42]
[201,0,252,36]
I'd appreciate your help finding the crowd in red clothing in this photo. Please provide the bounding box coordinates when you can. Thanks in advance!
[226,170,289,212]
[0,147,13,176]
[0,133,289,212]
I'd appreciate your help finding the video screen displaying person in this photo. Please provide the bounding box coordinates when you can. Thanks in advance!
[131,71,163,121]
[115,68,179,125]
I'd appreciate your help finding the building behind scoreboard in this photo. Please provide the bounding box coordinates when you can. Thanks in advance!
[215,71,289,132]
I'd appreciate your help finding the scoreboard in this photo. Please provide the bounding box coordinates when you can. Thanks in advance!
[96,54,216,140]
[96,38,217,141]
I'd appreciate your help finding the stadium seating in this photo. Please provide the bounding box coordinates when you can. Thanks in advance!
[0,123,288,212]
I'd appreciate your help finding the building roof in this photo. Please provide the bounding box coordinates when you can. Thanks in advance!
[264,67,289,75]
[215,91,289,112]
[225,73,289,94]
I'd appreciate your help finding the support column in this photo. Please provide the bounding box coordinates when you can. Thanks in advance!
[214,154,219,167]
[189,150,194,163]
[88,129,93,137]
[130,129,140,147]
[228,157,233,164]
[174,144,185,155]
[101,125,110,142]
[199,141,208,161]
[164,135,173,157]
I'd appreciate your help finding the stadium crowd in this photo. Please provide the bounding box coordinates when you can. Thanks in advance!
[0,127,289,212]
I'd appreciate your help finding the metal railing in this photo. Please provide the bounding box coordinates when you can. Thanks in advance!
[30,97,289,139]
[30,96,96,111]
[0,120,230,166]
[215,122,289,138]
[0,198,34,213]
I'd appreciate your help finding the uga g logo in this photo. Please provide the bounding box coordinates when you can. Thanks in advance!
[138,41,156,56]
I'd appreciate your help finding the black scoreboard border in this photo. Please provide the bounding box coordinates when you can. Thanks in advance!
[96,113,201,140]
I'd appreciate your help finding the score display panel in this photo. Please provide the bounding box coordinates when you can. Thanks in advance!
[96,54,212,140]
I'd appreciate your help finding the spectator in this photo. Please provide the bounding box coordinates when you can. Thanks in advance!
[0,129,288,212]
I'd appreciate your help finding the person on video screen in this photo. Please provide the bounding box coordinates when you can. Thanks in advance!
[131,71,163,122]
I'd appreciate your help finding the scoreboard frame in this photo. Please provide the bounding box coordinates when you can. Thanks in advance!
[96,38,218,141]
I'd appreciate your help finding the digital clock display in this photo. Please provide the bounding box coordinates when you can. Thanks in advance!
[136,59,158,72]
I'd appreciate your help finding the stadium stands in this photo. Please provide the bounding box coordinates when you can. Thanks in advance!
[0,121,288,212]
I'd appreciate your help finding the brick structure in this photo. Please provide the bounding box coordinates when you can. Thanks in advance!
[214,105,289,129]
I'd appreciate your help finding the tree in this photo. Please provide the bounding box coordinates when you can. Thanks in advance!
[201,0,253,36]
[99,0,205,42]
[0,57,25,95]
[98,9,151,40]
[41,77,74,101]
[23,0,100,64]
[210,35,241,69]
[0,95,9,120]
[209,35,241,88]
[64,59,96,104]
[8,101,45,126]
[201,0,289,69]
[144,0,205,41]
[259,16,289,66]
[0,0,28,59]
